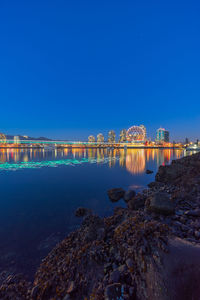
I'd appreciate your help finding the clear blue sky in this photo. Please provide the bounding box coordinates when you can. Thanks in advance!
[0,0,200,141]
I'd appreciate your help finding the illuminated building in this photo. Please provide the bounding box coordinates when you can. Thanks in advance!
[139,125,147,140]
[97,133,104,143]
[156,128,169,143]
[126,125,146,142]
[119,129,127,142]
[88,135,95,143]
[14,136,20,144]
[0,133,6,143]
[108,130,116,143]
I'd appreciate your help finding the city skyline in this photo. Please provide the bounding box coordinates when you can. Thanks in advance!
[0,0,200,140]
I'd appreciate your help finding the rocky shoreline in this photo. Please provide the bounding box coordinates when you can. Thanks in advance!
[1,152,200,299]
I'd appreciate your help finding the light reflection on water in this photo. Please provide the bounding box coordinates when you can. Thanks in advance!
[0,148,185,174]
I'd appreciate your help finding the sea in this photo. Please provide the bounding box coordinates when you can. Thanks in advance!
[0,148,187,280]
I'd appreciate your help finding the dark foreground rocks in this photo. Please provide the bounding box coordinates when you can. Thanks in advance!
[107,188,125,202]
[1,151,200,299]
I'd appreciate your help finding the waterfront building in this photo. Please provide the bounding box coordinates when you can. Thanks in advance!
[156,128,169,143]
[97,133,104,143]
[88,135,95,143]
[119,129,127,142]
[0,133,6,143]
[108,130,116,143]
[14,136,20,144]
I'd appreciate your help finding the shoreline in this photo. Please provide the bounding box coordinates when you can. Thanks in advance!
[1,151,200,299]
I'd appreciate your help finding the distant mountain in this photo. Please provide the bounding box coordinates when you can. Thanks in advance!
[5,135,52,141]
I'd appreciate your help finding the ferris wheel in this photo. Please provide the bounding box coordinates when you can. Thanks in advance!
[126,126,145,141]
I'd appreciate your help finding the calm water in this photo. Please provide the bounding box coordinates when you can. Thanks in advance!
[0,148,185,280]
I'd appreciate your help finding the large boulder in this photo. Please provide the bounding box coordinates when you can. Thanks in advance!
[156,164,186,183]
[75,207,91,217]
[127,194,145,210]
[123,190,136,202]
[146,192,175,215]
[143,238,200,300]
[107,188,125,202]
[104,283,122,300]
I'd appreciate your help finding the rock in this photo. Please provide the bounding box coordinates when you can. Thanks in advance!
[82,215,105,242]
[146,192,175,215]
[107,188,125,202]
[146,169,154,174]
[97,227,106,240]
[109,270,120,283]
[67,281,75,294]
[75,207,91,217]
[104,283,122,299]
[185,209,200,217]
[126,258,134,269]
[63,295,71,300]
[30,285,39,298]
[118,264,128,273]
[123,190,136,202]
[147,181,164,189]
[156,163,186,183]
[194,231,200,239]
[142,238,200,300]
[128,195,145,210]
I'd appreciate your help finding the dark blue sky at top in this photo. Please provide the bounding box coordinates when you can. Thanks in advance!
[0,0,200,141]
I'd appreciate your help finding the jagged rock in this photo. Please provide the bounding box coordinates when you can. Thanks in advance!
[147,181,164,189]
[104,283,122,299]
[128,194,145,210]
[82,215,105,242]
[123,190,136,202]
[109,270,120,283]
[156,164,186,183]
[126,258,134,269]
[146,192,175,215]
[107,188,125,202]
[67,281,75,293]
[75,207,91,217]
[185,209,200,217]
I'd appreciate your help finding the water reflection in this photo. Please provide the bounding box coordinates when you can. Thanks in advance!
[0,148,187,174]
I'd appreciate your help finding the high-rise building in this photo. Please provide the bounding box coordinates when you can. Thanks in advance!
[108,130,116,143]
[88,135,95,143]
[14,136,20,144]
[97,133,104,143]
[156,128,169,143]
[0,133,6,143]
[119,129,127,142]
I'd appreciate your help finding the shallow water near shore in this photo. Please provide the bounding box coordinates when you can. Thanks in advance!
[0,148,189,280]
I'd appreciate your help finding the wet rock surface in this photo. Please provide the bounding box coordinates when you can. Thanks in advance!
[146,192,175,215]
[107,188,125,202]
[123,190,136,202]
[1,152,200,299]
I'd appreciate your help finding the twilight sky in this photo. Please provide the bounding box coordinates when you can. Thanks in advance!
[0,0,200,141]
